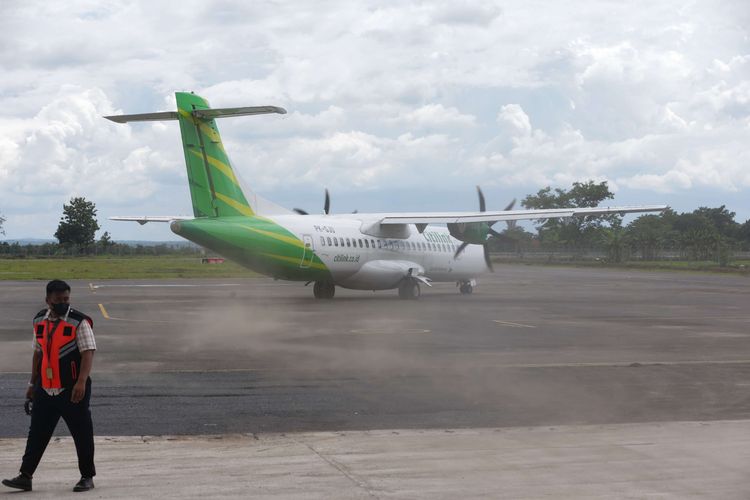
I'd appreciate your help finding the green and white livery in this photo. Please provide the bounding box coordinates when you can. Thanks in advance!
[107,92,666,299]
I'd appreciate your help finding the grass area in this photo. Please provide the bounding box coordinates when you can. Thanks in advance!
[0,256,260,280]
[493,257,750,275]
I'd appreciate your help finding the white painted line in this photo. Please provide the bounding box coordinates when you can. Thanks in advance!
[349,328,431,335]
[474,359,750,369]
[493,320,536,329]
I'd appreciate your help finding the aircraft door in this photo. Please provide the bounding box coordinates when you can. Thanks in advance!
[300,234,314,268]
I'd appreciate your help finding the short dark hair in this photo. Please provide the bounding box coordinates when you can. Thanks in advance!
[46,279,71,297]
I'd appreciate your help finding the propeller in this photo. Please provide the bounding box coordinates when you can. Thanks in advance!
[294,189,331,215]
[453,186,516,272]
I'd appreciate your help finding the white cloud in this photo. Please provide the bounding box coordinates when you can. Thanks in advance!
[1,0,750,238]
[497,104,532,138]
[397,104,476,129]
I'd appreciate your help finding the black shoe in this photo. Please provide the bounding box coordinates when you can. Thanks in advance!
[73,476,94,492]
[2,473,32,491]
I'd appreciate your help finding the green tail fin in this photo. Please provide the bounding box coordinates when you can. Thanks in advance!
[104,92,285,218]
[175,92,254,218]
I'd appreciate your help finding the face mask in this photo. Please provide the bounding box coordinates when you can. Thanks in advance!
[51,303,70,317]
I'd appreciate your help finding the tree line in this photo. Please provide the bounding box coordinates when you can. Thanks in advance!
[2,186,749,263]
[0,197,200,257]
[491,181,750,264]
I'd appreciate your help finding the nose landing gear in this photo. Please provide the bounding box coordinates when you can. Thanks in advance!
[458,281,473,295]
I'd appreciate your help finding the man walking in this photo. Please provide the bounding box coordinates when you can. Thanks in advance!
[3,280,97,492]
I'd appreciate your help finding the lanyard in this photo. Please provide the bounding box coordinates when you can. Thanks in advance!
[45,320,58,381]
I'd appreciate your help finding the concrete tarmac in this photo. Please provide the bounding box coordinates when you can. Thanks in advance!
[1,421,749,499]
[1,265,749,497]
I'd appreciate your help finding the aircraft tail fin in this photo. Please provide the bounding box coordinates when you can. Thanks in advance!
[105,92,286,218]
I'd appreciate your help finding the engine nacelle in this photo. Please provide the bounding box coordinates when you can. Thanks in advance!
[447,222,488,244]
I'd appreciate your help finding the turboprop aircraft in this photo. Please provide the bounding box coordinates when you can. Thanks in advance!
[106,92,666,299]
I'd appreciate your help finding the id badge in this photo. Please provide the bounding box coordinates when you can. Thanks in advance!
[46,367,54,380]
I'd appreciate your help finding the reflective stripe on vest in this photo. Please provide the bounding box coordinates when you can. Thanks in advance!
[36,319,80,389]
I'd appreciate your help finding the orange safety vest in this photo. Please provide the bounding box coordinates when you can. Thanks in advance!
[33,309,93,389]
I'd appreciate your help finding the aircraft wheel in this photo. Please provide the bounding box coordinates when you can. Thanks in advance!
[459,283,473,295]
[398,280,421,300]
[314,281,335,299]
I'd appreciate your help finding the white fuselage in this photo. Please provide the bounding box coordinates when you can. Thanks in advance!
[267,214,487,290]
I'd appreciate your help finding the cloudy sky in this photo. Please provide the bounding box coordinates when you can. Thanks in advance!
[1,0,748,240]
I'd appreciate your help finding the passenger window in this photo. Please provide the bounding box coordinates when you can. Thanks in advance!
[327,237,332,246]
[364,240,369,248]
[346,238,351,247]
[320,237,326,246]
[359,239,363,248]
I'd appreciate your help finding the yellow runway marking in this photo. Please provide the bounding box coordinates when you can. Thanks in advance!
[493,320,536,329]
[97,303,171,323]
[98,304,110,320]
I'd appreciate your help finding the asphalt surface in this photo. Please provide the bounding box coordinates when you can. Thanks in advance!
[1,265,749,438]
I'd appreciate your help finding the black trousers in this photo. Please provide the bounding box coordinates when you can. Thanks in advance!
[20,378,95,478]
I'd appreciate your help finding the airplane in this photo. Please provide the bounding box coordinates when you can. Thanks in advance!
[106,92,666,299]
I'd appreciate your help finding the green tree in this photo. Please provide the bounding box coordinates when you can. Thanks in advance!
[692,206,740,241]
[488,226,536,255]
[97,231,113,253]
[740,219,750,250]
[625,211,675,260]
[672,212,721,260]
[522,180,618,253]
[54,197,100,251]
[600,220,626,263]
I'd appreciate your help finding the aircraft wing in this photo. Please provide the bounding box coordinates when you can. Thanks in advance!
[377,205,667,225]
[110,216,193,225]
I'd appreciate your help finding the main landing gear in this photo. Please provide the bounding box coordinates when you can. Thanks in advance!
[398,279,421,300]
[458,281,473,295]
[313,281,335,299]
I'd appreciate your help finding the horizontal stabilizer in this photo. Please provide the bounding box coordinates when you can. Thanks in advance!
[110,216,192,226]
[193,106,287,119]
[104,112,179,123]
[105,106,286,124]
